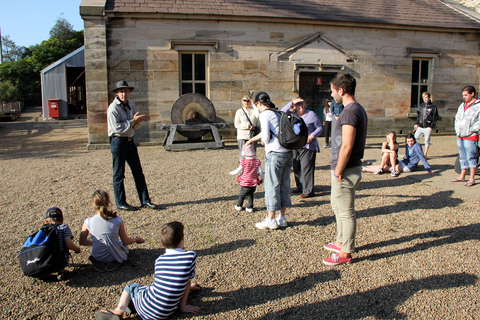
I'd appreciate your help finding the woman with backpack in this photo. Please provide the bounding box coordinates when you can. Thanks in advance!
[246,92,293,230]
[281,97,322,198]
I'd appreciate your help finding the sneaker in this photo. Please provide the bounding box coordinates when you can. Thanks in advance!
[374,169,383,175]
[323,144,328,148]
[246,207,253,213]
[322,253,352,266]
[391,169,397,177]
[255,217,279,230]
[323,242,341,253]
[276,215,288,227]
[235,206,242,211]
[105,260,122,272]
[89,256,106,272]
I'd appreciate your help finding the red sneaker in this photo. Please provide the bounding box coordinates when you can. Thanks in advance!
[323,253,352,266]
[323,242,341,253]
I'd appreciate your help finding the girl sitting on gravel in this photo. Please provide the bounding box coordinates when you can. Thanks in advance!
[79,190,145,272]
[362,131,399,176]
[229,144,264,213]
[394,133,434,175]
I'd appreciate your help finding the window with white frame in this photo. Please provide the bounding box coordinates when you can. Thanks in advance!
[410,58,432,109]
[180,52,207,96]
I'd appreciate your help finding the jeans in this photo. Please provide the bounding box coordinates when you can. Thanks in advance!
[111,137,150,206]
[264,151,293,211]
[330,166,362,253]
[236,186,256,209]
[457,137,478,169]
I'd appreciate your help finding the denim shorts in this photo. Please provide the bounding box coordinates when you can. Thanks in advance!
[457,137,478,169]
[124,283,142,301]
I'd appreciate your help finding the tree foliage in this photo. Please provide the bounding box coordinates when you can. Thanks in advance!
[1,35,25,63]
[0,16,84,104]
[49,16,75,41]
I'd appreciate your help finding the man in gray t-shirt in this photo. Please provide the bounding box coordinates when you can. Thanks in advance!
[323,74,367,266]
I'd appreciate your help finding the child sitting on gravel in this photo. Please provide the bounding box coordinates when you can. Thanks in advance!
[229,144,264,213]
[395,133,434,175]
[95,221,201,320]
[79,190,145,272]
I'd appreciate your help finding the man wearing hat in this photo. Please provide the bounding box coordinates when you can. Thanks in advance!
[107,80,158,211]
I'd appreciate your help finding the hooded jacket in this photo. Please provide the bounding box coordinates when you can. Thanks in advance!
[454,98,480,138]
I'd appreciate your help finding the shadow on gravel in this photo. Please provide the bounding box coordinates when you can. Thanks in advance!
[255,273,477,319]
[356,223,480,262]
[64,239,256,288]
[187,270,341,317]
[0,121,88,160]
[355,190,462,219]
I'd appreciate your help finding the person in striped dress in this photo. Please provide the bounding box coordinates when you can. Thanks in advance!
[95,221,200,320]
[229,144,264,213]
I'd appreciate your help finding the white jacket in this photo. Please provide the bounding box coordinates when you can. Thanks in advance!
[454,99,480,138]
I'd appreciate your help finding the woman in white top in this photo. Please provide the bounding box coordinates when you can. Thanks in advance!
[234,95,260,159]
[246,92,293,230]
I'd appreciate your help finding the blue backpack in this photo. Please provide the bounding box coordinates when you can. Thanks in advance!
[17,224,66,277]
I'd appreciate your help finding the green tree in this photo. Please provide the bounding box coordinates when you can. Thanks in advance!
[49,15,75,41]
[1,35,25,63]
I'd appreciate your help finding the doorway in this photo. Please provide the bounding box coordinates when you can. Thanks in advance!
[299,72,337,135]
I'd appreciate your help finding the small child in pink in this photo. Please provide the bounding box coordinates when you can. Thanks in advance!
[229,144,264,213]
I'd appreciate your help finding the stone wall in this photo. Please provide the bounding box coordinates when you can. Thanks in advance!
[83,15,480,147]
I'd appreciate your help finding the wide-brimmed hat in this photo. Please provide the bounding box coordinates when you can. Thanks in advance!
[112,80,134,92]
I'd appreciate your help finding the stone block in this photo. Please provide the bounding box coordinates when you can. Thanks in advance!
[130,60,145,70]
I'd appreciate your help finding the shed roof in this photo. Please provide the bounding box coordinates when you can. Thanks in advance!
[40,46,85,74]
[103,0,480,29]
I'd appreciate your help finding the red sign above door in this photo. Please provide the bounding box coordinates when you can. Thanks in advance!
[316,77,322,85]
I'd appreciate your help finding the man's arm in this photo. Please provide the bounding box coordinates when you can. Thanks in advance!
[334,124,356,180]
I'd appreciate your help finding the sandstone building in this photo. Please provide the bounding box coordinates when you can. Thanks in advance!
[80,0,480,148]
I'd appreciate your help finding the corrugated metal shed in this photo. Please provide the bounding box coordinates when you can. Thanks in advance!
[41,46,85,119]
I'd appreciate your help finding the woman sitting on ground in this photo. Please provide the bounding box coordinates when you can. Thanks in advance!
[362,131,399,176]
[395,133,434,175]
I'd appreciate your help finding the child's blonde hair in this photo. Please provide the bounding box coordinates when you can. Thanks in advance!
[92,190,117,221]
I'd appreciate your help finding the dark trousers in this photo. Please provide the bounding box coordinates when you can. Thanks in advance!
[324,121,331,144]
[293,148,316,195]
[236,186,256,209]
[111,137,150,206]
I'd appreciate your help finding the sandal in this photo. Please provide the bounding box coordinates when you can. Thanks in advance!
[95,309,121,320]
[465,181,476,187]
[451,178,466,182]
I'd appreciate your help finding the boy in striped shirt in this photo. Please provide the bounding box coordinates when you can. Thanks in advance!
[96,221,201,320]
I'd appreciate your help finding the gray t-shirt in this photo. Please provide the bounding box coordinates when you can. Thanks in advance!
[84,214,129,263]
[331,101,368,171]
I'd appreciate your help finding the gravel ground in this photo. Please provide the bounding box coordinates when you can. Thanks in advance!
[1,106,479,320]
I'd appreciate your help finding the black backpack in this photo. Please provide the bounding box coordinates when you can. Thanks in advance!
[266,109,308,150]
[17,224,66,278]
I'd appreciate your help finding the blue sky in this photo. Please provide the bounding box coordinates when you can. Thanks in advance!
[0,0,84,48]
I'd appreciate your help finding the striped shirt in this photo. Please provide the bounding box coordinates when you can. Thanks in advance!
[237,159,263,187]
[55,224,73,263]
[134,249,196,320]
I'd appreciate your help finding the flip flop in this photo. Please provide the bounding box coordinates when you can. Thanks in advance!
[95,309,121,320]
[465,181,476,187]
[451,178,466,182]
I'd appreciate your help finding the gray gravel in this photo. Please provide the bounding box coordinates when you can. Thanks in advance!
[1,106,479,319]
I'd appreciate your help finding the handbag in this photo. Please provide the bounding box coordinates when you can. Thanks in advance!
[241,108,260,137]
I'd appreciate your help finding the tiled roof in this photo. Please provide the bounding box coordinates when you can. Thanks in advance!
[104,0,480,29]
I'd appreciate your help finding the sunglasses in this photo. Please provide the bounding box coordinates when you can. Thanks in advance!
[243,100,250,102]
